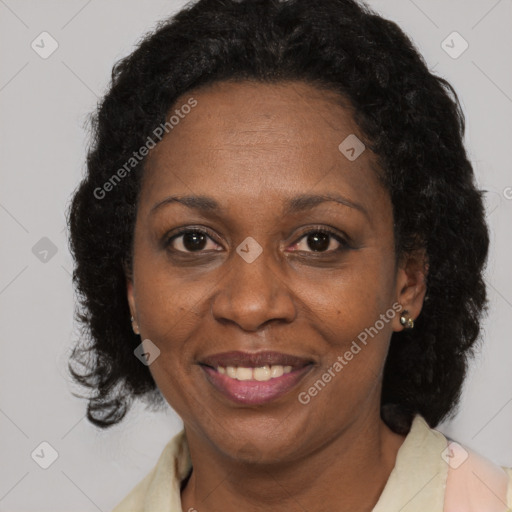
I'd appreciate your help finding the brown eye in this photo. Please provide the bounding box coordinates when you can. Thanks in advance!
[290,229,348,253]
[167,229,221,253]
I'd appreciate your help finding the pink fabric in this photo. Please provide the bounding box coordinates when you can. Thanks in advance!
[443,440,510,512]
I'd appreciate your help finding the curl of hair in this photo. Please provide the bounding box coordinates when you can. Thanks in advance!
[67,0,489,432]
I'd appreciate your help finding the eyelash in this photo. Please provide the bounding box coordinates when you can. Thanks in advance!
[165,226,350,254]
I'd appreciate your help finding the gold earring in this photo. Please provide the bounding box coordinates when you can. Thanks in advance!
[399,310,414,329]
[131,316,140,335]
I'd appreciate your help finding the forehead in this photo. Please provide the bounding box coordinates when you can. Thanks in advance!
[139,80,387,219]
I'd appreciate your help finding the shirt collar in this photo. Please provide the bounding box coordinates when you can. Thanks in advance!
[141,414,448,512]
[372,414,448,511]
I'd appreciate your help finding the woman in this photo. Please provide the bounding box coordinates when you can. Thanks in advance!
[67,0,511,510]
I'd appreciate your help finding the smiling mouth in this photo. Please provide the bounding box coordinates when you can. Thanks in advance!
[199,362,314,405]
[198,350,315,404]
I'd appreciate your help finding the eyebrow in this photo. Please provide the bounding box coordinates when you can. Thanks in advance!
[150,193,368,218]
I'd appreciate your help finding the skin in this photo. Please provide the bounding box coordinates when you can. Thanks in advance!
[126,80,427,512]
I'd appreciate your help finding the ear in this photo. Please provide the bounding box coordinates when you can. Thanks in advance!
[393,248,428,332]
[124,259,139,333]
[127,279,136,318]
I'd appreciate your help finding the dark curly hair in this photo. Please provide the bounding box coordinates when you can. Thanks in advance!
[67,0,489,434]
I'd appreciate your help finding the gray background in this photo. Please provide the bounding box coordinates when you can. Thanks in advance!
[0,0,511,510]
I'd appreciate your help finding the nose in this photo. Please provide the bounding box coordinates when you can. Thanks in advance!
[211,248,297,332]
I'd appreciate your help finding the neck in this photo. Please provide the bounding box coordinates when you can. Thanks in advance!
[180,410,407,512]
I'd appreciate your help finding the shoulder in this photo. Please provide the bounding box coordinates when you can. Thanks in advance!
[111,467,156,512]
[111,429,191,512]
[375,415,512,512]
[440,433,512,511]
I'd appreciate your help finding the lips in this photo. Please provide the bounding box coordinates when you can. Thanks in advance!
[198,350,314,405]
[200,350,313,369]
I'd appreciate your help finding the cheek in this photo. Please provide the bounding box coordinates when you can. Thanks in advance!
[302,280,396,407]
[300,253,396,338]
[132,241,202,340]
[131,264,197,400]
[296,259,397,399]
[136,276,197,361]
[134,273,201,417]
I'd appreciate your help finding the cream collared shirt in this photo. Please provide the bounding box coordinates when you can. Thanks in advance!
[112,415,512,512]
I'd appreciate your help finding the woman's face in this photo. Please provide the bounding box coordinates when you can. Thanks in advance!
[127,80,423,463]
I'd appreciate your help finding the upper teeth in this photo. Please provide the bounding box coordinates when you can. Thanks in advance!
[217,365,293,381]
